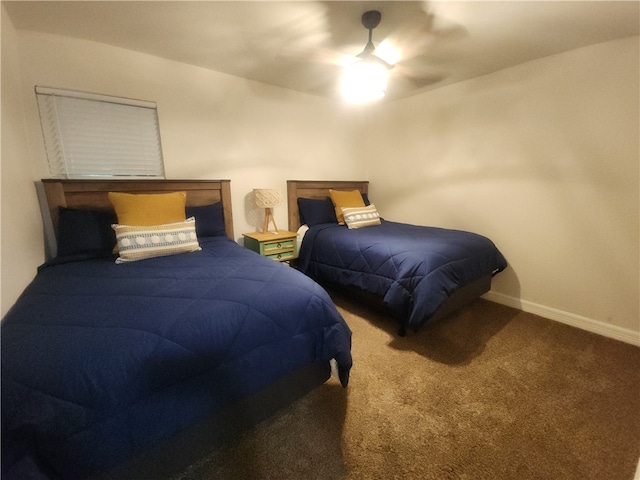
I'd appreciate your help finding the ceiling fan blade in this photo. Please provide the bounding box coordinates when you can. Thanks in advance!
[276,44,348,66]
[240,2,333,61]
[393,64,446,88]
[385,71,446,100]
[382,12,468,65]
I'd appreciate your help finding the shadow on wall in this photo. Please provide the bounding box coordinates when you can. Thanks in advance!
[487,264,522,308]
[243,191,263,237]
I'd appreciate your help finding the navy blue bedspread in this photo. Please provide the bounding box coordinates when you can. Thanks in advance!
[298,220,507,331]
[1,237,352,479]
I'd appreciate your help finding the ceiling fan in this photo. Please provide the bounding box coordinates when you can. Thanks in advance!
[270,3,463,100]
[353,10,393,68]
[340,10,392,102]
[342,9,452,102]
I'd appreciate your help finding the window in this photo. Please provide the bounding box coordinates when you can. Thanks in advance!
[36,87,165,178]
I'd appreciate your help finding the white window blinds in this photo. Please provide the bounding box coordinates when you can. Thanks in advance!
[36,87,165,178]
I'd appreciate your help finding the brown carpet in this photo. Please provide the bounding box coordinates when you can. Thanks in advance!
[172,294,640,480]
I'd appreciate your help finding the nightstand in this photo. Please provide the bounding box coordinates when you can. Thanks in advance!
[243,230,298,262]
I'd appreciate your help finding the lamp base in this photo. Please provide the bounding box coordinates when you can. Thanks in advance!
[262,208,279,234]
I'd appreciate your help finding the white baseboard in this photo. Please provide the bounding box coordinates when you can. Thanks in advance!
[482,291,640,347]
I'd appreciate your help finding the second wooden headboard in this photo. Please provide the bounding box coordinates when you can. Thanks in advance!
[287,180,369,231]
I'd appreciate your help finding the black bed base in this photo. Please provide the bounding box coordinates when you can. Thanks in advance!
[323,275,493,336]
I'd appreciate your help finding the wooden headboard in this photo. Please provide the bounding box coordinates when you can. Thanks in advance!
[287,180,369,231]
[38,179,233,259]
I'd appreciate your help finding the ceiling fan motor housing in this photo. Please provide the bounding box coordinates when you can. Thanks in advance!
[361,10,382,30]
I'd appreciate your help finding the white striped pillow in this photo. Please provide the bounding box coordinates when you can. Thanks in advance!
[112,217,201,263]
[341,204,381,229]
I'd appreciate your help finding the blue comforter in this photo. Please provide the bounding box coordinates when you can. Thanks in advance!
[1,237,352,478]
[298,220,507,331]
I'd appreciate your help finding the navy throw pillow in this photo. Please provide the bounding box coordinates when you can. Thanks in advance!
[297,197,337,227]
[185,202,227,237]
[57,207,117,258]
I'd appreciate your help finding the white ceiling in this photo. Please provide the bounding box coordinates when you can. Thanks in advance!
[4,1,639,101]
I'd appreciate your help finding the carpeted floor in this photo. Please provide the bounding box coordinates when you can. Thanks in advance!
[172,294,640,480]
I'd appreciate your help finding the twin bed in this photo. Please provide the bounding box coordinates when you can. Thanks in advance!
[2,178,506,479]
[287,180,507,335]
[1,179,352,479]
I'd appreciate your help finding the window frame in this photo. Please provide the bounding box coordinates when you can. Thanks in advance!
[35,86,165,179]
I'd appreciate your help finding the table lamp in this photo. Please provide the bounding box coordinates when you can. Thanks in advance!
[253,188,282,234]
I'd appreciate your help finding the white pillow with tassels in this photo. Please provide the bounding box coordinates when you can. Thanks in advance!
[112,217,201,263]
[341,204,381,229]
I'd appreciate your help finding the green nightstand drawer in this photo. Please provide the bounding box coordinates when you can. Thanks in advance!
[265,250,295,261]
[263,239,295,253]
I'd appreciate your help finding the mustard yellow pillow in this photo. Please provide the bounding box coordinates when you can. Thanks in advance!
[329,189,365,225]
[108,191,187,226]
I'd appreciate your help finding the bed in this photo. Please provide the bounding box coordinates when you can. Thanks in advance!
[1,179,352,480]
[287,180,507,335]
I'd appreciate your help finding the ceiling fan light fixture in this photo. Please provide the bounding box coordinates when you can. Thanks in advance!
[340,10,390,103]
[341,59,389,103]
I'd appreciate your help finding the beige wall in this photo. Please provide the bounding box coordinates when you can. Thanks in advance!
[0,19,365,316]
[1,6,44,316]
[366,37,639,339]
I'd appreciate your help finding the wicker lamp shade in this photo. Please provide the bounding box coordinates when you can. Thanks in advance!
[253,189,282,208]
